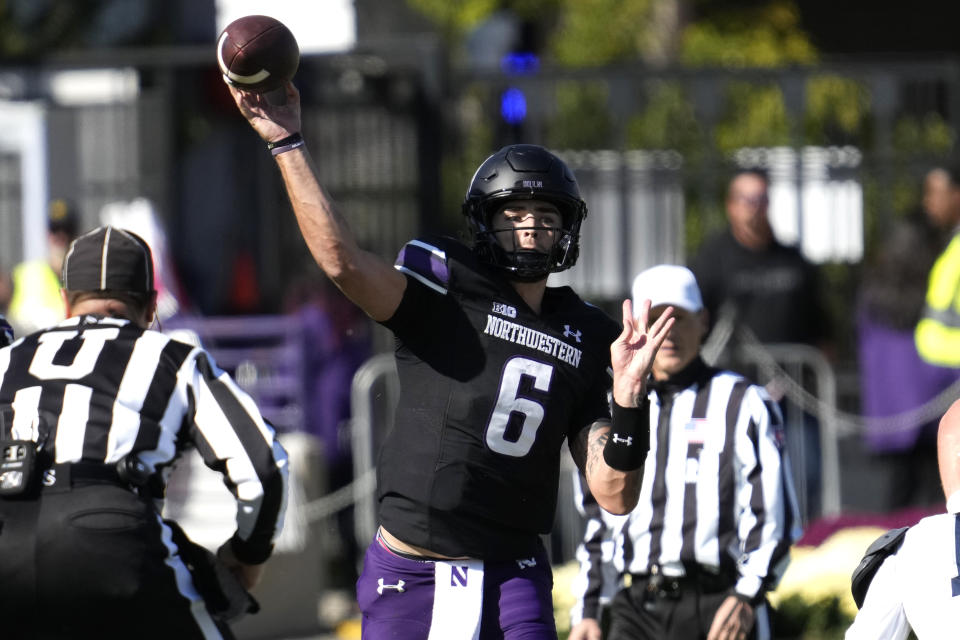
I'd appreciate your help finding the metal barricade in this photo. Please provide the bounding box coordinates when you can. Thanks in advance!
[349,353,399,550]
[727,340,841,521]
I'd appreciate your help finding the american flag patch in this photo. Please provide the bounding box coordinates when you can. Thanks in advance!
[685,419,707,444]
[772,424,786,450]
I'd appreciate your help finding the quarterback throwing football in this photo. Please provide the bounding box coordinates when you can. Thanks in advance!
[228,80,673,639]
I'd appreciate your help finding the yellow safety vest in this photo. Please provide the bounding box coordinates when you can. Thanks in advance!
[8,260,66,335]
[916,233,960,366]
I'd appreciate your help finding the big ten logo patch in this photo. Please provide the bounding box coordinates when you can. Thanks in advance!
[492,302,517,318]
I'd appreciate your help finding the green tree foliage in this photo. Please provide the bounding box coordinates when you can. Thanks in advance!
[804,76,871,146]
[405,0,501,36]
[626,82,702,155]
[0,0,165,58]
[549,0,656,67]
[681,2,817,68]
[545,81,613,149]
[893,114,955,156]
[715,82,791,151]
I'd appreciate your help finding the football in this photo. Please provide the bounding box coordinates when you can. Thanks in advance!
[217,15,300,93]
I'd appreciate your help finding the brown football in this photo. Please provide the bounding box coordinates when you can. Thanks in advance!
[217,15,300,93]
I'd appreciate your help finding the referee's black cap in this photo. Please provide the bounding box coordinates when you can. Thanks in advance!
[62,226,155,294]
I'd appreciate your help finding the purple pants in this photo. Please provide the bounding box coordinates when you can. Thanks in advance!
[356,536,557,639]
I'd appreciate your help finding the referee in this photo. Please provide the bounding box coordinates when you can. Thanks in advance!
[0,226,289,639]
[569,265,801,640]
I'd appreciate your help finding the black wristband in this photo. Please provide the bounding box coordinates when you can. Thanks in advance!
[228,533,274,565]
[602,398,650,471]
[266,132,302,150]
[267,132,304,156]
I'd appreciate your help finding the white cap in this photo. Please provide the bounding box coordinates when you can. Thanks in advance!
[631,265,703,313]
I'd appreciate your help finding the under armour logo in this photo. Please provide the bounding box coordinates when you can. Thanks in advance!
[516,558,537,569]
[377,578,406,594]
[612,434,633,446]
[563,325,582,343]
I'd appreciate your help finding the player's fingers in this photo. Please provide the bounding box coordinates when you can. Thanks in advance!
[285,80,300,102]
[622,298,634,327]
[649,304,675,338]
[647,317,674,354]
[636,298,652,332]
[618,299,637,342]
[227,84,261,116]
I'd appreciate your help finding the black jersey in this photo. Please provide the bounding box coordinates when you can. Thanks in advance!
[379,236,620,559]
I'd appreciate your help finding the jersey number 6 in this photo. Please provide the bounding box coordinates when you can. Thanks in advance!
[485,357,553,457]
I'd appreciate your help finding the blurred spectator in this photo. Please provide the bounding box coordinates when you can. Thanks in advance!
[690,168,831,522]
[915,165,960,367]
[858,172,956,510]
[7,198,78,335]
[282,269,372,587]
[691,169,830,348]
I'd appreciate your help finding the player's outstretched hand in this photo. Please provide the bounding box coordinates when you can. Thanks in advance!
[610,298,674,407]
[227,81,302,145]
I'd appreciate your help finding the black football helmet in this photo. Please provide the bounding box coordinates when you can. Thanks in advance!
[462,144,587,282]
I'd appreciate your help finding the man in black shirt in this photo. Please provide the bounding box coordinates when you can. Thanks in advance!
[690,168,829,521]
[690,169,827,347]
[228,81,674,639]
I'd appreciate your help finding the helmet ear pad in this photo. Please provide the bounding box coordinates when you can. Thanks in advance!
[462,145,587,281]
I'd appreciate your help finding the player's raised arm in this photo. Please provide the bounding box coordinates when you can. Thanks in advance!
[227,82,405,322]
[572,298,674,514]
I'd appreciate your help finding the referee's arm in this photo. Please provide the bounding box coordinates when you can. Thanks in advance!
[732,386,800,603]
[570,474,611,626]
[183,350,290,568]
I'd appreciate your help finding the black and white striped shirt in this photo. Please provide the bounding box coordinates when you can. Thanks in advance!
[0,314,288,563]
[571,357,801,622]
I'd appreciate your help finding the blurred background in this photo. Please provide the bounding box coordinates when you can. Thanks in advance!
[3,0,960,638]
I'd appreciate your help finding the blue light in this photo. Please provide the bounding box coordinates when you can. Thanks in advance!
[501,87,527,124]
[501,52,540,74]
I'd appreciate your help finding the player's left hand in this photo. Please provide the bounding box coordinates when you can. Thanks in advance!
[707,595,755,640]
[610,298,673,407]
[227,81,301,144]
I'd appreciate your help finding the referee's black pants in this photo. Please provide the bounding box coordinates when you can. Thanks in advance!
[0,481,234,639]
[607,574,768,640]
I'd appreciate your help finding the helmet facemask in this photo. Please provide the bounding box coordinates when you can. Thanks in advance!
[468,202,583,282]
[463,144,587,282]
